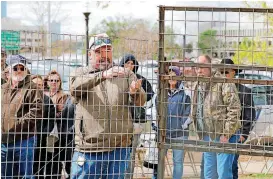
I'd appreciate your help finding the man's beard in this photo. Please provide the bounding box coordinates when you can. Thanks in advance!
[93,58,112,70]
[12,74,26,82]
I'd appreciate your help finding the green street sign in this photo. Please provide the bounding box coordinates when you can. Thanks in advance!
[1,31,20,51]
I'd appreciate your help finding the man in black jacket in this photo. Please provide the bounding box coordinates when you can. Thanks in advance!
[32,75,56,178]
[120,54,155,178]
[220,59,256,179]
[120,54,154,102]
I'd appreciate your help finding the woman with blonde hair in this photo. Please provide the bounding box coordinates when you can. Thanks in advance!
[44,70,75,179]
[45,70,68,116]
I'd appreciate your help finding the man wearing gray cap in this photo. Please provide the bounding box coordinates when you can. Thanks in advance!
[70,33,146,178]
[1,55,43,178]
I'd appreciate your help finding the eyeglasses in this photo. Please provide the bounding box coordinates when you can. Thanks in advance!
[13,66,25,71]
[91,38,111,49]
[220,71,230,75]
[49,79,60,83]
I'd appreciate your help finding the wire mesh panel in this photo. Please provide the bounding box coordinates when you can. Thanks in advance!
[1,29,161,179]
[1,6,273,179]
[157,6,273,179]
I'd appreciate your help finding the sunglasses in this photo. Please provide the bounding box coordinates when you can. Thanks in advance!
[91,38,111,48]
[13,66,25,71]
[49,79,60,83]
[220,71,230,75]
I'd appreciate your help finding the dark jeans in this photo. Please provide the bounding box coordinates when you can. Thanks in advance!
[1,136,36,179]
[43,134,74,179]
[33,134,48,179]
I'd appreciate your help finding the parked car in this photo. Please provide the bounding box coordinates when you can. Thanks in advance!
[235,70,273,80]
[246,85,273,143]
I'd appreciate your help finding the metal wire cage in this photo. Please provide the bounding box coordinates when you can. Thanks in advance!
[157,5,273,179]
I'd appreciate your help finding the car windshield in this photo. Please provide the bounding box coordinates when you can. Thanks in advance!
[236,74,272,80]
[252,86,273,106]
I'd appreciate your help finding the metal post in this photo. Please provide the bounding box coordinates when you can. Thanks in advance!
[47,1,51,57]
[157,6,167,179]
[183,34,186,59]
[83,12,90,66]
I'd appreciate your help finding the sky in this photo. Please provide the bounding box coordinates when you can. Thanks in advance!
[5,0,249,35]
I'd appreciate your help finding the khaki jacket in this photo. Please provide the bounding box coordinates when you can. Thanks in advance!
[70,66,146,152]
[191,72,242,140]
[1,75,43,143]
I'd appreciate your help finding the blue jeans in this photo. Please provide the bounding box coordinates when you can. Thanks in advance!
[201,133,240,179]
[153,136,188,179]
[232,139,245,179]
[1,136,37,179]
[232,154,239,179]
[70,148,131,179]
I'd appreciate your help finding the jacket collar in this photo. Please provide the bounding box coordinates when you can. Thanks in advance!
[168,82,185,96]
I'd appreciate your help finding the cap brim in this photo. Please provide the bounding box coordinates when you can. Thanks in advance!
[92,44,112,50]
[11,62,26,68]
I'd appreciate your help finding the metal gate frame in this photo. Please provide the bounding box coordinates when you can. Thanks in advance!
[157,6,273,179]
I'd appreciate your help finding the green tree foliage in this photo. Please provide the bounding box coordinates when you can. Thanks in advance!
[244,1,273,33]
[92,17,181,60]
[198,29,217,54]
[232,38,273,66]
[232,1,273,66]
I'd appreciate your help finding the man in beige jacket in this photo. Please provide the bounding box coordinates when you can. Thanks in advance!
[70,33,146,179]
[192,55,241,179]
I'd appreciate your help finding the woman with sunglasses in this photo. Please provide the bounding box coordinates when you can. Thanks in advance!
[153,66,191,179]
[44,70,75,179]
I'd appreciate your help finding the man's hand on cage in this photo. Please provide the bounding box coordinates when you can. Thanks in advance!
[220,135,229,143]
[102,66,126,79]
[130,79,142,95]
[238,135,245,142]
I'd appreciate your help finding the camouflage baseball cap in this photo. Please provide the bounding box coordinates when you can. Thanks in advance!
[89,33,112,50]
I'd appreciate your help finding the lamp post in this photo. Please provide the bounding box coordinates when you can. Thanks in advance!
[83,12,90,66]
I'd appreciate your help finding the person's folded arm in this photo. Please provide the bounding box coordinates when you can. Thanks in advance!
[70,69,106,97]
[10,88,43,133]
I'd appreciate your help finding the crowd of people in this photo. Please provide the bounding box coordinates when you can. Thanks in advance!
[1,32,257,179]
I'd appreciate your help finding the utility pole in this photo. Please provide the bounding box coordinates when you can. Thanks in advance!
[83,1,90,66]
[47,1,51,57]
[217,0,221,58]
[183,34,186,59]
